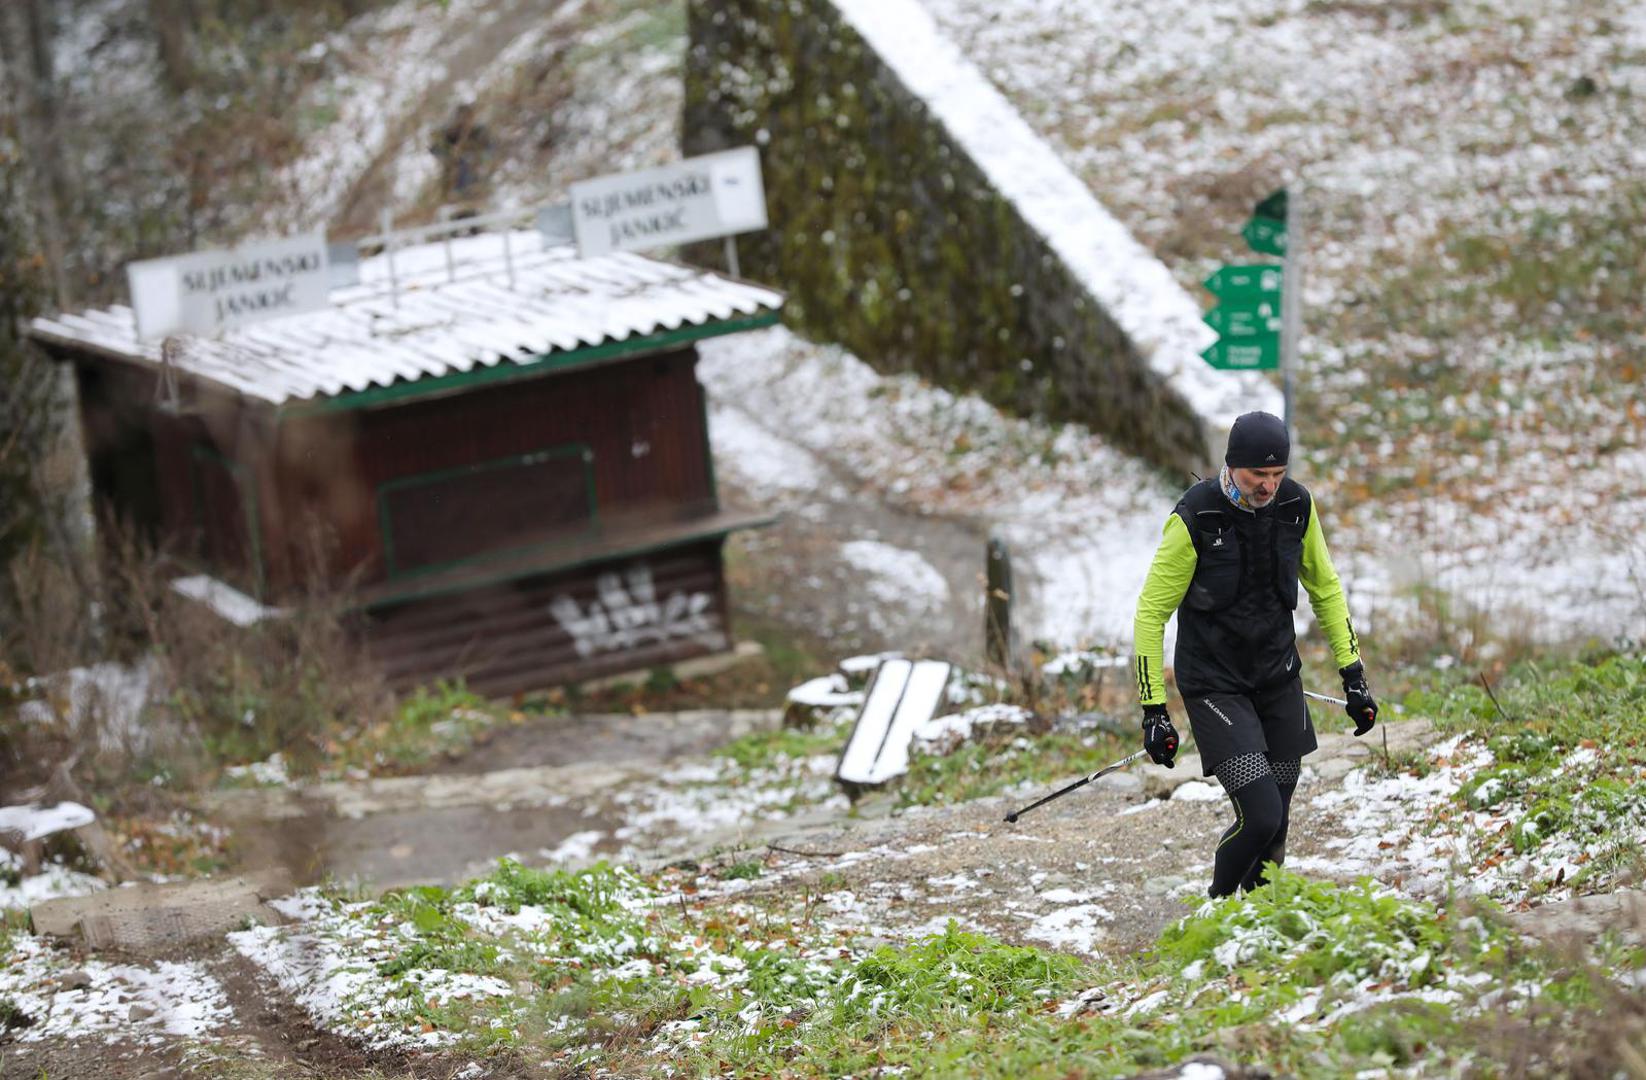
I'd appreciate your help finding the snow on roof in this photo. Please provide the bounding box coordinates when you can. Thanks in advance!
[830,0,1281,427]
[27,231,784,408]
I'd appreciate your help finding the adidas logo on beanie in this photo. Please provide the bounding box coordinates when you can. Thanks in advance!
[1225,411,1289,468]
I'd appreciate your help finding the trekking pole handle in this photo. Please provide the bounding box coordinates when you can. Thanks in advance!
[1305,687,1403,715]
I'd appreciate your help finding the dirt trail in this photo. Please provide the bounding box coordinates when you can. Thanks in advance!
[0,717,1450,1079]
[326,0,574,236]
[677,721,1446,956]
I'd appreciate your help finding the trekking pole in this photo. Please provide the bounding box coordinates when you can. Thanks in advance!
[1003,749,1148,824]
[1305,688,1402,714]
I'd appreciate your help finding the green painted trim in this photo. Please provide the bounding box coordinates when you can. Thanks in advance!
[188,443,266,601]
[282,312,781,416]
[376,443,597,580]
[359,514,776,613]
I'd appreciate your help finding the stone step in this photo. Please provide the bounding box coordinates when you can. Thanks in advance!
[30,871,291,953]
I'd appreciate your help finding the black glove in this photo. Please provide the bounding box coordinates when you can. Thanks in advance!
[1141,704,1179,768]
[1340,661,1378,736]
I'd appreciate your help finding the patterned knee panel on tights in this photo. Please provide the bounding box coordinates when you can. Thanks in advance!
[1215,753,1301,792]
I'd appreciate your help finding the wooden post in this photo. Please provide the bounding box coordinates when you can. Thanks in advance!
[985,534,1013,669]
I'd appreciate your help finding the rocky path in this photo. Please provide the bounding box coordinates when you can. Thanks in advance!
[676,720,1449,957]
[16,713,1643,1079]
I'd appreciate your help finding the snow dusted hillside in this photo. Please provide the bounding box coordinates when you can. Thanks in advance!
[43,0,1645,648]
[916,0,1646,643]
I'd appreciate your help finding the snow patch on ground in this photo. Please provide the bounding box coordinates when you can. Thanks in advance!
[0,852,107,911]
[602,748,850,864]
[0,935,231,1044]
[1295,731,1646,907]
[540,829,606,865]
[699,325,1187,647]
[230,899,512,1051]
[706,403,833,503]
[16,660,156,757]
[1024,903,1115,954]
[919,0,1646,645]
[0,802,95,842]
[839,539,951,613]
[224,753,291,787]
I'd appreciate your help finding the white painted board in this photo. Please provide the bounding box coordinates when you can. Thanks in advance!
[837,659,952,787]
[837,658,911,785]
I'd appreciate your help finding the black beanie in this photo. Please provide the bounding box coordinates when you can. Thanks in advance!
[1225,411,1289,468]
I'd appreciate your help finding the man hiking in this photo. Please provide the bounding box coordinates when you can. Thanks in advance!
[1131,411,1378,898]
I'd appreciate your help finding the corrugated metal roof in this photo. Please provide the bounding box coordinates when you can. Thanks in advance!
[27,231,785,407]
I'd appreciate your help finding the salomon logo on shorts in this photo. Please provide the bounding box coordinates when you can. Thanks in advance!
[1203,699,1234,727]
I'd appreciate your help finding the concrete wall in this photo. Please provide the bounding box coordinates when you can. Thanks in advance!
[684,0,1275,476]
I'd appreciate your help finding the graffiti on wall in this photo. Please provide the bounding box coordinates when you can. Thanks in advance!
[549,563,721,659]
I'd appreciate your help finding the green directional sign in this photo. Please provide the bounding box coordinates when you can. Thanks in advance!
[1202,337,1280,371]
[1242,215,1286,257]
[1254,188,1287,222]
[1204,302,1280,338]
[1241,189,1288,256]
[1203,264,1283,302]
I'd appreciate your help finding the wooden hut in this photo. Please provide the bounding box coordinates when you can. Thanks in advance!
[27,231,782,696]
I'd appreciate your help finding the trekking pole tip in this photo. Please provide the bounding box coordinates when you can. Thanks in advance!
[1003,812,1018,824]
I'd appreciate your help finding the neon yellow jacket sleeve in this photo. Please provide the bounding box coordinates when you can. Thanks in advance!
[1133,513,1196,706]
[1300,500,1362,670]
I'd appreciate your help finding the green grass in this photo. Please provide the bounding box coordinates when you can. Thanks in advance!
[718,859,764,881]
[671,867,1639,1078]
[1390,653,1646,894]
[197,655,1646,1074]
[318,680,500,778]
[258,843,1646,1077]
[838,923,1080,1021]
[712,721,845,772]
[899,728,1130,809]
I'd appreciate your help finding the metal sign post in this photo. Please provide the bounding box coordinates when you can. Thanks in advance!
[1280,189,1302,445]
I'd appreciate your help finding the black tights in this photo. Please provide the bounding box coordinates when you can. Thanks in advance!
[1208,754,1299,898]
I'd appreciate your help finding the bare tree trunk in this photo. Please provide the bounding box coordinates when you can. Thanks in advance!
[146,0,195,96]
[0,0,72,311]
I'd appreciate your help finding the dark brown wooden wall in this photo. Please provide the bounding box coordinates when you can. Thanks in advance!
[72,357,278,596]
[271,347,715,593]
[362,539,731,697]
